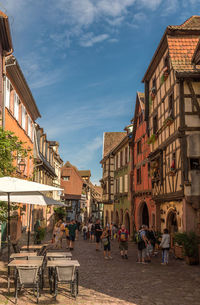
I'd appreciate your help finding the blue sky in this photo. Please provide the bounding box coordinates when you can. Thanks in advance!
[3,0,200,184]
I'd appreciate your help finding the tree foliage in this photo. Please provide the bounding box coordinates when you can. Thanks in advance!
[0,128,32,222]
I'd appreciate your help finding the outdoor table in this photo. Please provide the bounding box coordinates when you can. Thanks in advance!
[46,252,72,259]
[47,260,80,294]
[20,243,48,252]
[10,252,37,259]
[8,259,44,294]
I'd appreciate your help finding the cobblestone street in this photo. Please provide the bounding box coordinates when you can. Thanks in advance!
[0,236,200,305]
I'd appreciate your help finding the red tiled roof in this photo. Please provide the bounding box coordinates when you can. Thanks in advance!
[168,16,200,30]
[168,36,199,72]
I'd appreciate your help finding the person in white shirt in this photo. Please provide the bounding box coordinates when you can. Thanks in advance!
[160,228,170,265]
[82,224,88,240]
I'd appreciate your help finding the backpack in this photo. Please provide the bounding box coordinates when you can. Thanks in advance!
[136,232,142,243]
[83,227,86,232]
[120,231,127,242]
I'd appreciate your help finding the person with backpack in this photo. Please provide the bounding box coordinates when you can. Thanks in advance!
[118,224,129,259]
[101,226,112,259]
[137,225,148,264]
[95,219,103,251]
[82,223,88,240]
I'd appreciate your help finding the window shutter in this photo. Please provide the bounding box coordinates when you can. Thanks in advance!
[21,105,26,129]
[124,174,128,192]
[120,176,123,193]
[5,78,10,109]
[118,152,120,168]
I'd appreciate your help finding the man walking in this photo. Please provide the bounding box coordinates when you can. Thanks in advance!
[68,219,77,250]
[95,219,102,251]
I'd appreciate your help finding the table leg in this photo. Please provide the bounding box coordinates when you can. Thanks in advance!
[76,269,79,295]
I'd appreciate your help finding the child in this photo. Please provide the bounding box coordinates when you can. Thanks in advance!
[160,228,170,265]
[101,227,112,259]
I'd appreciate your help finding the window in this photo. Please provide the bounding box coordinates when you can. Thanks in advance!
[120,151,123,167]
[119,176,123,193]
[21,105,26,129]
[153,114,158,134]
[164,55,170,73]
[168,92,174,119]
[152,77,157,94]
[5,77,10,109]
[124,174,128,192]
[139,112,143,125]
[14,93,20,121]
[27,116,32,138]
[63,176,70,181]
[125,147,128,164]
[190,158,200,170]
[137,140,142,155]
[137,168,141,184]
[117,152,120,169]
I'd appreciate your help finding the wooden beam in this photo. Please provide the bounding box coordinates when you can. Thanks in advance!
[186,80,200,119]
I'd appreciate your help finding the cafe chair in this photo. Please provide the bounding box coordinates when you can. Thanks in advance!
[15,266,40,304]
[28,256,44,289]
[54,265,78,300]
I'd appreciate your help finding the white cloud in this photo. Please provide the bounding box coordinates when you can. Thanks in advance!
[71,136,102,168]
[137,0,162,10]
[80,32,109,47]
[40,97,132,138]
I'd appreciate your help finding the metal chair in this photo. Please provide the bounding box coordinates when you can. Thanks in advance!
[15,266,40,304]
[50,257,71,261]
[54,265,78,299]
[28,257,44,289]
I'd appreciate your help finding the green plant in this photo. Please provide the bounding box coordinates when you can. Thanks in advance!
[147,134,157,145]
[183,232,199,258]
[174,232,187,246]
[54,207,66,221]
[37,227,46,241]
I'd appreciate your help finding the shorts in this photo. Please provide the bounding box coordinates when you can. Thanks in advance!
[69,235,75,242]
[138,248,146,259]
[104,242,111,251]
[90,231,94,235]
[96,235,101,243]
[119,241,128,250]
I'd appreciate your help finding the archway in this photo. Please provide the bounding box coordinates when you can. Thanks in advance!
[125,212,130,233]
[141,202,149,227]
[115,211,119,226]
[167,210,178,234]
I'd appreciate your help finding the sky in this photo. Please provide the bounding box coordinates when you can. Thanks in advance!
[2,0,200,184]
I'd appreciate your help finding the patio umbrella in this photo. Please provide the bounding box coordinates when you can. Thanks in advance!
[0,176,64,292]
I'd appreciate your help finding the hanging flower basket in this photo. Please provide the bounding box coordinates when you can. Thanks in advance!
[164,117,174,127]
[150,87,156,100]
[160,66,169,84]
[147,133,157,145]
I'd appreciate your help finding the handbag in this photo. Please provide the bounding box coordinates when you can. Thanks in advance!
[102,237,109,246]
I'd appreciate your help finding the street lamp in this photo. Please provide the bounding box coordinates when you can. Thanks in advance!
[18,158,26,173]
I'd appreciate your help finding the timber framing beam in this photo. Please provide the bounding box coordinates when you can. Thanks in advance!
[186,80,200,119]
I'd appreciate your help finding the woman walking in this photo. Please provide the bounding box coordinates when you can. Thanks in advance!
[101,226,112,259]
[53,219,62,249]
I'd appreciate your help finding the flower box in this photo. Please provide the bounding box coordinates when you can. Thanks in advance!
[147,133,158,145]
[160,66,169,84]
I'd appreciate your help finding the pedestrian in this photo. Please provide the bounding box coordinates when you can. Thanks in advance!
[82,223,88,240]
[68,219,77,250]
[137,225,148,264]
[94,219,102,251]
[88,222,92,241]
[53,219,62,249]
[160,228,170,265]
[148,226,157,256]
[101,226,112,259]
[65,221,70,249]
[91,222,95,242]
[59,220,66,248]
[145,226,153,262]
[118,224,129,259]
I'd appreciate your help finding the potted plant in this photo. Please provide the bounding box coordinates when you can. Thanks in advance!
[160,66,169,84]
[174,232,187,259]
[150,87,156,100]
[183,232,199,265]
[164,117,174,127]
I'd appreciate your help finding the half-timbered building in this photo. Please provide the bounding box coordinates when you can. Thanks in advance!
[131,92,156,231]
[142,16,200,235]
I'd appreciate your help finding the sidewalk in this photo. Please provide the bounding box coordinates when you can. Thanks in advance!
[0,235,200,305]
